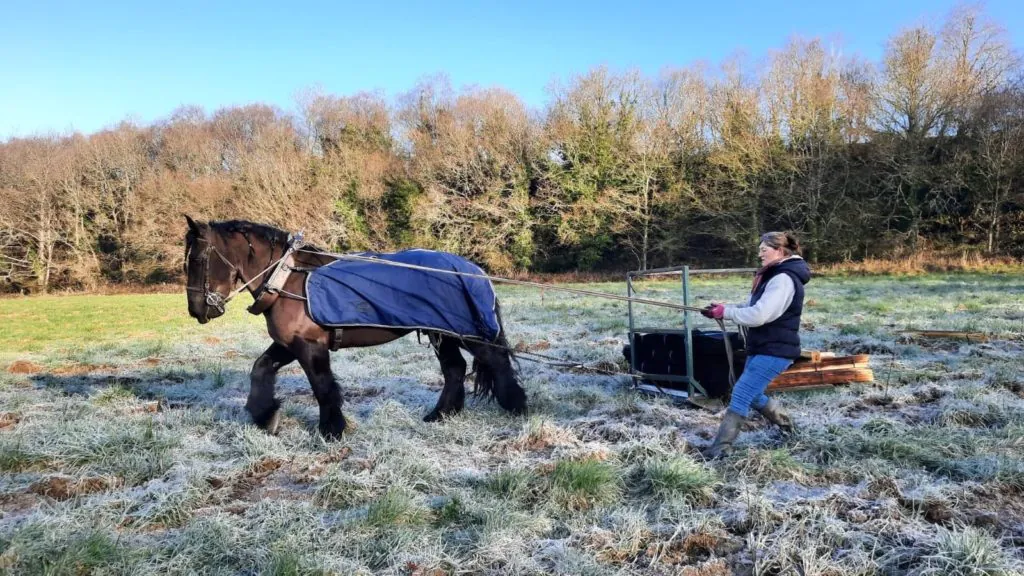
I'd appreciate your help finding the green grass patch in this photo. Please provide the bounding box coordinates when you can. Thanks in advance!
[644,456,717,502]
[725,448,811,484]
[918,526,1021,576]
[0,524,139,575]
[91,384,137,405]
[797,420,1022,485]
[838,318,882,336]
[314,467,376,509]
[365,488,427,527]
[0,439,50,472]
[0,293,260,353]
[551,459,621,510]
[0,415,180,484]
[484,466,545,505]
[265,548,329,576]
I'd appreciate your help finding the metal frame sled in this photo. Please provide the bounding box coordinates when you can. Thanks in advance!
[624,264,756,409]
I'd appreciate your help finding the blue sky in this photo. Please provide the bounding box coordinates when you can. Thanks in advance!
[2,0,1022,139]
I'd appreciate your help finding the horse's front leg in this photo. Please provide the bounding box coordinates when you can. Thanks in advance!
[424,334,467,422]
[246,342,296,434]
[292,339,346,440]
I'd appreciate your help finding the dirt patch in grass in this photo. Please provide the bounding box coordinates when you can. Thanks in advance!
[291,448,351,484]
[52,363,116,375]
[7,361,42,374]
[679,560,733,576]
[959,484,1024,529]
[206,456,290,502]
[29,475,120,500]
[0,412,20,430]
[402,562,447,576]
[645,531,740,568]
[346,386,384,400]
[0,492,38,516]
[128,401,161,414]
[316,446,352,465]
[514,339,551,352]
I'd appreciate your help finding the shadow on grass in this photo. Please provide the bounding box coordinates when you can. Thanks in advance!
[25,367,475,433]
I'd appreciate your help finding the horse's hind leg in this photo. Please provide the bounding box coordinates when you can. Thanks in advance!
[293,339,347,440]
[470,342,527,416]
[424,334,467,422]
[246,342,296,434]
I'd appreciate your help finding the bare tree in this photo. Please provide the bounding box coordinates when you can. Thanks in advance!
[702,54,771,261]
[761,38,869,261]
[0,136,81,290]
[969,87,1024,252]
[399,77,537,272]
[298,88,402,251]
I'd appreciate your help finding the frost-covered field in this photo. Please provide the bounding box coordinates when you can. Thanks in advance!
[1,273,1022,575]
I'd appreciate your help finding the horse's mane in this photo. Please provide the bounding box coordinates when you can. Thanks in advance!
[203,219,327,259]
[208,220,291,247]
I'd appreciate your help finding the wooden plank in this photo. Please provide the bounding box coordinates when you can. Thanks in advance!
[799,350,821,362]
[770,384,837,394]
[784,362,871,374]
[901,330,989,343]
[799,350,837,361]
[786,354,871,373]
[768,368,874,390]
[770,368,874,388]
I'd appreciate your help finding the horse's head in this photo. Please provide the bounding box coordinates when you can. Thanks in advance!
[184,215,239,323]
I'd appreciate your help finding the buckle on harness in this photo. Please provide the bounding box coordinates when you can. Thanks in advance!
[247,235,301,315]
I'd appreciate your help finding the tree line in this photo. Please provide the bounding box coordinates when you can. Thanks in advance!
[1,5,1021,292]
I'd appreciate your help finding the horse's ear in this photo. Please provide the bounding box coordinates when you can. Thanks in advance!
[185,215,201,234]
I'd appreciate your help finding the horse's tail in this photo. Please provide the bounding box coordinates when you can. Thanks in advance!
[471,298,526,415]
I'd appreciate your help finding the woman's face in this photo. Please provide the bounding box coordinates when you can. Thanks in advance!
[758,242,786,267]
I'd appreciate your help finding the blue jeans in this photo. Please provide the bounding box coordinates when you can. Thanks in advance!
[728,355,794,418]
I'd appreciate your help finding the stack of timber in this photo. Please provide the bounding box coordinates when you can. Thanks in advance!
[767,351,873,392]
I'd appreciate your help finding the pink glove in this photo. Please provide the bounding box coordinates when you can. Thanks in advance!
[701,303,725,319]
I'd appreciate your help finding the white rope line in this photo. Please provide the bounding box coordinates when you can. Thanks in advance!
[223,255,289,304]
[295,246,738,388]
[297,247,712,313]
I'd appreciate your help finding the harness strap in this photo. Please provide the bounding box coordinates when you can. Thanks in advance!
[247,252,296,314]
[247,233,306,315]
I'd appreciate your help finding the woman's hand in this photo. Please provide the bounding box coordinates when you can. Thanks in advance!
[701,303,725,319]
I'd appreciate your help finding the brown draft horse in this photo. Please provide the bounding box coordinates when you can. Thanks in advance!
[183,216,526,439]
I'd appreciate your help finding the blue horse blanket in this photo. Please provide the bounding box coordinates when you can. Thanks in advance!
[305,249,501,341]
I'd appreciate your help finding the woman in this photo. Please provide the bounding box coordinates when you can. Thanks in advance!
[700,231,811,459]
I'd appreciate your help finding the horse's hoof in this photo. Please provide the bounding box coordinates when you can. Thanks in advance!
[319,414,347,440]
[423,409,442,423]
[266,410,281,435]
[247,398,282,433]
[320,427,345,441]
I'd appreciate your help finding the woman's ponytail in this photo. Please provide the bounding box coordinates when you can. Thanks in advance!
[783,232,801,256]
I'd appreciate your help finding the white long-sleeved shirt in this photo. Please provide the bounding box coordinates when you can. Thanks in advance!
[723,257,800,328]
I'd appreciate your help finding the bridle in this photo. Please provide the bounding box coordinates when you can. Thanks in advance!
[185,235,241,315]
[186,231,303,316]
